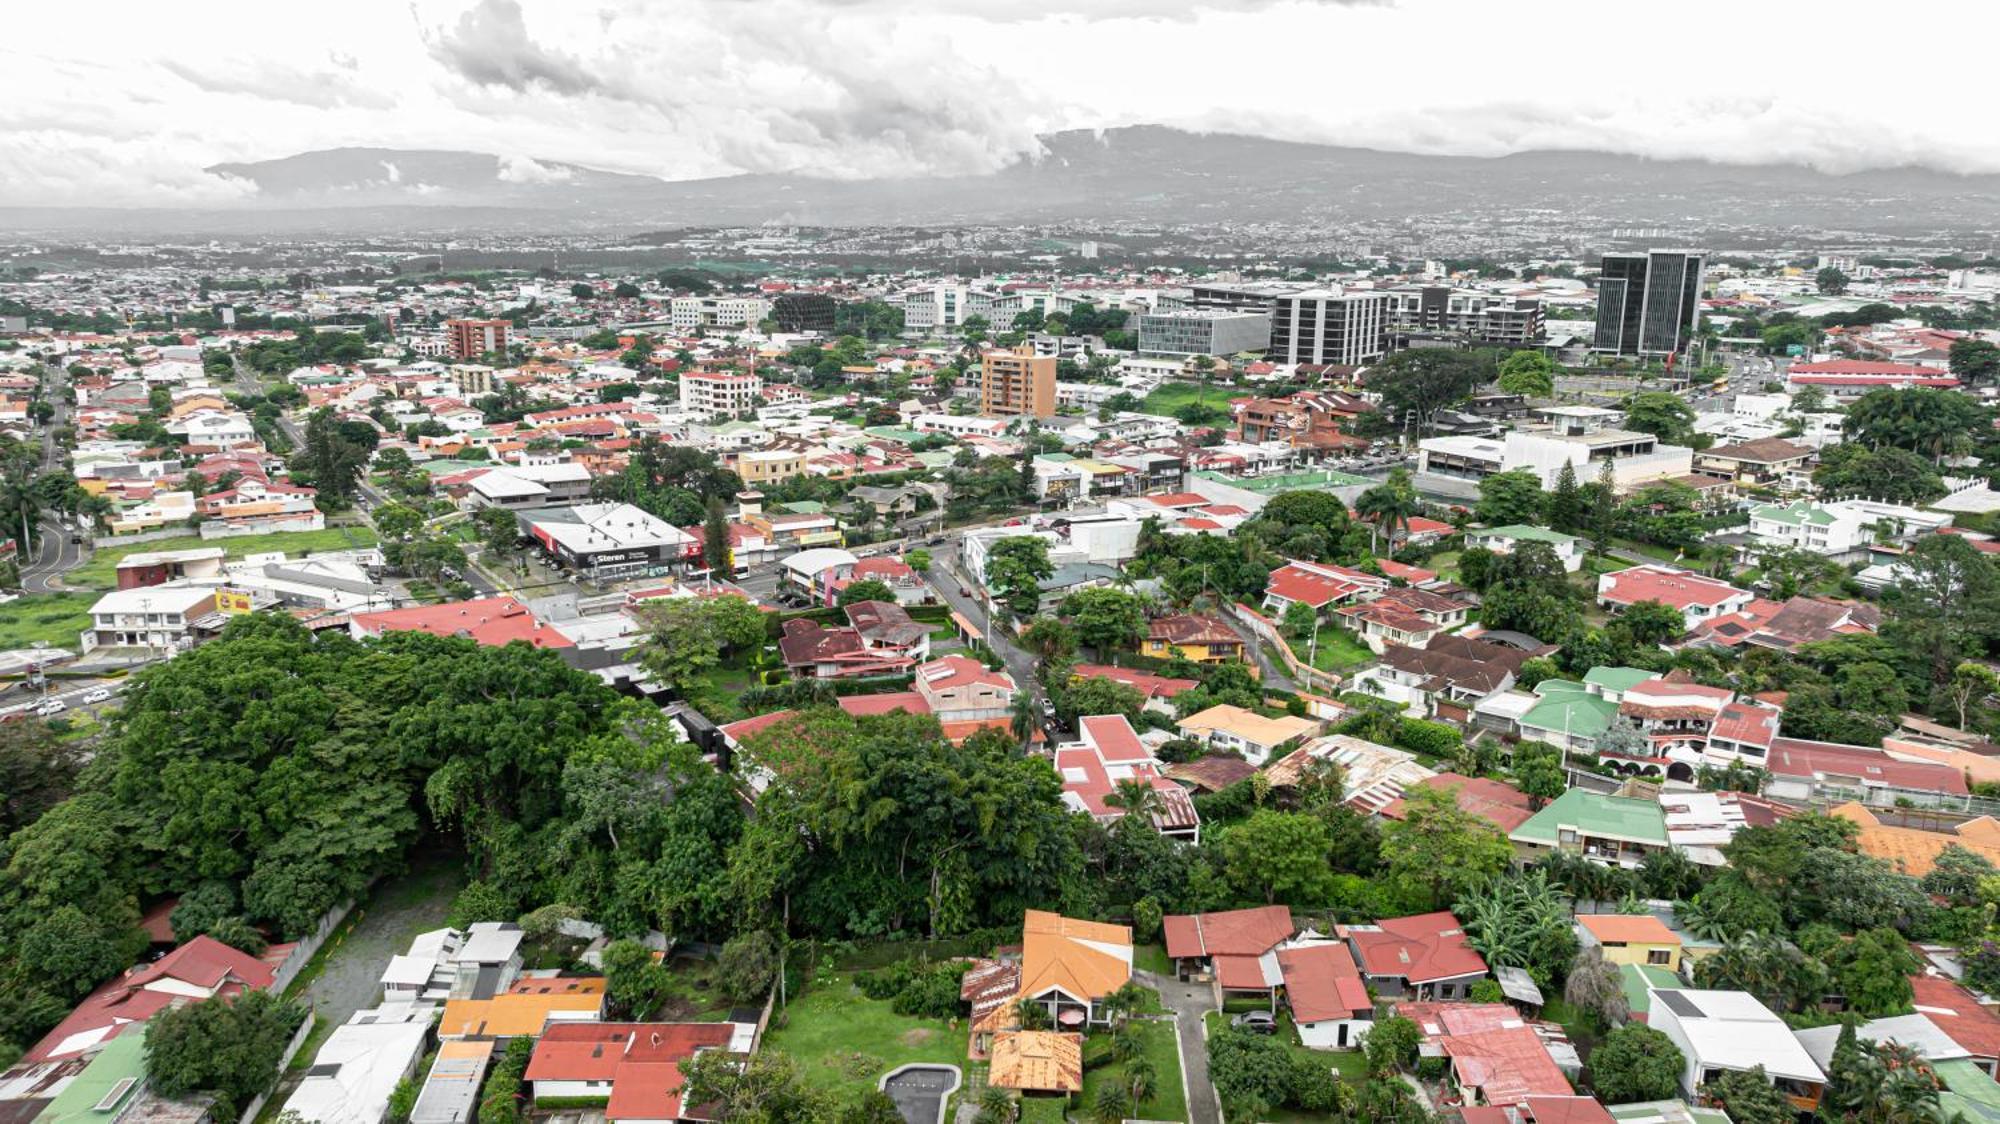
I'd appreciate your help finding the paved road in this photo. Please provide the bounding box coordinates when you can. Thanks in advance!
[19,360,89,593]
[1137,968,1221,1124]
[921,540,1048,719]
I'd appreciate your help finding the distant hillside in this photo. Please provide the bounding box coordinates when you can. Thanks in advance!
[11,127,1999,234]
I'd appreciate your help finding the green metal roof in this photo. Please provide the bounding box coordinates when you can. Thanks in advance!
[1750,499,1836,527]
[1512,788,1671,847]
[1939,1059,2000,1123]
[1607,1101,1733,1124]
[1618,962,1682,1016]
[40,1031,149,1124]
[1583,666,1655,693]
[1519,683,1619,740]
[1474,524,1580,545]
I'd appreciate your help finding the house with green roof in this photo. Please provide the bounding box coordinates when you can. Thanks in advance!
[1463,524,1583,572]
[1618,962,1684,1023]
[1517,680,1619,754]
[1606,1101,1733,1124]
[1581,666,1655,702]
[1510,787,1671,868]
[1938,1058,2000,1124]
[36,1029,213,1124]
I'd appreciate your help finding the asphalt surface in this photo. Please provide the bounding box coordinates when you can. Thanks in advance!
[879,1065,959,1124]
[19,360,87,593]
[922,539,1049,720]
[1137,968,1222,1124]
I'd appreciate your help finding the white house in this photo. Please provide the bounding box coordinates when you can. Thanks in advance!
[1746,498,1951,562]
[1647,988,1826,1105]
[1462,525,1584,572]
[1596,566,1754,633]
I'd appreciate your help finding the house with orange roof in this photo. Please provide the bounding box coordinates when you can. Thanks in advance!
[1828,802,2000,878]
[437,977,606,1040]
[526,1021,752,1122]
[1575,914,1682,972]
[987,1030,1084,1095]
[1017,911,1133,1029]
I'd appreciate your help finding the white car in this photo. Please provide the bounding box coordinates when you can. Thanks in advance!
[35,700,66,716]
[81,688,112,704]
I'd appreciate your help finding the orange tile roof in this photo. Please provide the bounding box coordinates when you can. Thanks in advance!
[439,977,606,1038]
[1576,914,1680,946]
[987,1031,1083,1093]
[1018,911,1131,1006]
[1830,802,2000,877]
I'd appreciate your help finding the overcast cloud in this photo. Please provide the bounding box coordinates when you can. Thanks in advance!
[2,0,1998,207]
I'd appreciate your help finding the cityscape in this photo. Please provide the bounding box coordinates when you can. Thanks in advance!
[5,3,2000,1124]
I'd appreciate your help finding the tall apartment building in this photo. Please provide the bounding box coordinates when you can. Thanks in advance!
[670,296,773,332]
[1593,250,1707,358]
[1383,287,1545,346]
[678,371,764,418]
[1137,310,1272,357]
[446,319,509,361]
[451,364,497,397]
[979,346,1057,418]
[894,283,998,333]
[1270,290,1390,366]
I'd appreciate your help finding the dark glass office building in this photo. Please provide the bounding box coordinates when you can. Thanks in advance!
[771,293,838,334]
[1592,250,1706,358]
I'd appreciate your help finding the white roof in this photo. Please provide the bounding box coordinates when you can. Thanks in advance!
[511,461,592,485]
[283,1018,431,1124]
[782,547,858,576]
[457,923,524,965]
[468,470,547,499]
[528,503,693,553]
[381,954,433,987]
[88,583,217,615]
[1795,1014,1967,1070]
[1649,989,1826,1083]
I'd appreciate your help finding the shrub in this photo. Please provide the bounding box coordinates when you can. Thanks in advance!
[854,957,969,1019]
[716,930,779,1004]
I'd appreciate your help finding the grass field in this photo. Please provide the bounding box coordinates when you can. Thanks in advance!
[1140,381,1220,417]
[0,592,97,650]
[1304,626,1376,674]
[66,527,380,590]
[1079,1019,1187,1123]
[764,968,967,1102]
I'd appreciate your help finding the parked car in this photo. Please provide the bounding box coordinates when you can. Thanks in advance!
[34,700,66,716]
[1231,1011,1276,1034]
[81,688,111,704]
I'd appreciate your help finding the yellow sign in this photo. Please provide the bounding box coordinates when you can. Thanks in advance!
[215,590,254,614]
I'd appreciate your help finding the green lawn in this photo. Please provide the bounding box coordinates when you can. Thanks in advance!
[1079,1019,1187,1123]
[67,527,380,590]
[1304,626,1376,674]
[1139,381,1219,417]
[764,968,967,1101]
[0,592,95,650]
[1133,944,1173,978]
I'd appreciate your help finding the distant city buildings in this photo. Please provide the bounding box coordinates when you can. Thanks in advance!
[770,293,837,334]
[1592,250,1706,359]
[1137,310,1271,358]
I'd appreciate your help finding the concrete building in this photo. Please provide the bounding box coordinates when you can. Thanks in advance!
[446,320,509,361]
[770,293,837,334]
[979,346,1057,418]
[1138,310,1271,357]
[1384,286,1546,346]
[1593,250,1706,359]
[668,295,771,331]
[678,371,763,419]
[1269,290,1389,366]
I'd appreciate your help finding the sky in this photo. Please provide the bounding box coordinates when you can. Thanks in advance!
[5,0,1999,207]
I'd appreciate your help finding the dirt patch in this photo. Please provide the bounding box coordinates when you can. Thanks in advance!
[899,1028,936,1047]
[654,996,701,1021]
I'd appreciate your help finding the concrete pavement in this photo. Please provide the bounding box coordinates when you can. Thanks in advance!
[1136,968,1222,1124]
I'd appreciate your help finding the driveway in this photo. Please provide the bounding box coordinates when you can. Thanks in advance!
[298,859,461,1025]
[1137,969,1221,1124]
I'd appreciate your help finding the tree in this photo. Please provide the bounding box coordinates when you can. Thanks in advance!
[638,595,763,693]
[1354,471,1421,553]
[838,579,897,607]
[681,1049,835,1122]
[1622,391,1699,446]
[1883,534,2000,691]
[1546,461,1583,532]
[1498,350,1556,398]
[1367,350,1485,436]
[1019,617,1077,662]
[1061,587,1148,652]
[1693,931,1827,1014]
[1457,868,1577,986]
[1281,600,1318,641]
[1827,926,1921,1017]
[1589,1023,1684,1103]
[295,407,369,510]
[1610,599,1687,647]
[0,721,83,836]
[1475,469,1545,527]
[1816,266,1851,295]
[1052,674,1145,727]
[1563,946,1629,1029]
[1949,338,2000,386]
[1220,811,1336,905]
[716,929,779,1003]
[1363,1015,1421,1075]
[702,499,732,575]
[372,503,425,540]
[1948,662,2000,732]
[1379,784,1513,909]
[985,536,1054,618]
[145,991,306,1113]
[1843,386,1990,459]
[1705,1066,1796,1124]
[1813,443,1947,505]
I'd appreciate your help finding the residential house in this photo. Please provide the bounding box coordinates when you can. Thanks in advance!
[1344,912,1488,1001]
[1765,737,1970,809]
[1690,595,1881,653]
[1745,498,1950,562]
[777,603,926,680]
[410,1040,494,1124]
[380,923,525,1004]
[913,655,1017,723]
[1069,664,1199,715]
[1175,704,1322,767]
[1162,906,1295,986]
[839,556,928,606]
[987,1031,1084,1097]
[1646,988,1825,1110]
[1265,734,1435,816]
[1510,789,1671,869]
[1378,773,1536,836]
[281,1003,434,1124]
[1613,674,1733,775]
[437,977,607,1041]
[526,1021,753,1123]
[21,935,284,1065]
[1279,943,1376,1051]
[1827,803,2000,878]
[80,584,220,653]
[1463,525,1584,572]
[1576,915,1682,972]
[1017,911,1133,1028]
[1261,559,1385,617]
[1055,715,1201,842]
[349,597,573,650]
[1702,699,1783,770]
[195,479,324,532]
[1596,566,1754,634]
[1140,613,1244,663]
[1337,587,1471,653]
[1692,437,1814,490]
[1909,975,2000,1077]
[1394,1002,1575,1113]
[1350,633,1541,721]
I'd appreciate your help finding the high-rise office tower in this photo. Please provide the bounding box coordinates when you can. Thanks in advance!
[1592,250,1706,358]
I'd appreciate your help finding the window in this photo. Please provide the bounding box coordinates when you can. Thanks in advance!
[1648,948,1673,965]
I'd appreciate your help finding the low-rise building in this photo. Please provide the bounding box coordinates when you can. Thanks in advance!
[1175,704,1322,767]
[281,1003,434,1124]
[1647,988,1825,1110]
[521,503,698,580]
[1344,912,1487,1001]
[526,1021,753,1123]
[1509,789,1672,869]
[1055,715,1199,842]
[1140,613,1243,663]
[1596,566,1753,634]
[1462,525,1584,572]
[80,584,219,653]
[1576,914,1682,973]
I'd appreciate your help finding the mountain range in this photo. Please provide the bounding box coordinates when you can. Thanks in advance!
[9,127,2000,235]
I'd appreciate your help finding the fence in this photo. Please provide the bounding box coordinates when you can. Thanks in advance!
[273,893,364,995]
[237,1005,320,1124]
[1227,601,1346,698]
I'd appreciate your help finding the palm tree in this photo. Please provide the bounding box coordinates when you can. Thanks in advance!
[1009,693,1039,751]
[1354,472,1420,555]
[1124,1053,1157,1108]
[1014,997,1052,1030]
[972,1087,1019,1124]
[1104,779,1163,825]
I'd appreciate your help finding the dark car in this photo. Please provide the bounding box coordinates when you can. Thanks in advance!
[1231,1011,1276,1034]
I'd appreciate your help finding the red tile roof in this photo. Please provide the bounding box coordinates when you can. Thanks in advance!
[1278,943,1371,1024]
[1599,565,1748,611]
[1266,562,1365,609]
[25,936,278,1063]
[1911,974,2000,1060]
[528,1022,737,1122]
[1768,737,1969,794]
[1070,664,1199,700]
[1163,906,1295,961]
[1348,912,1487,984]
[351,596,572,649]
[1379,774,1535,835]
[836,691,930,718]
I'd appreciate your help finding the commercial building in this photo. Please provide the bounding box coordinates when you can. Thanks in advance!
[1383,286,1546,346]
[1592,250,1706,358]
[80,584,220,653]
[769,292,838,334]
[979,346,1057,418]
[668,295,771,331]
[678,371,763,419]
[446,319,510,361]
[520,503,698,579]
[1269,290,1390,366]
[1137,310,1271,357]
